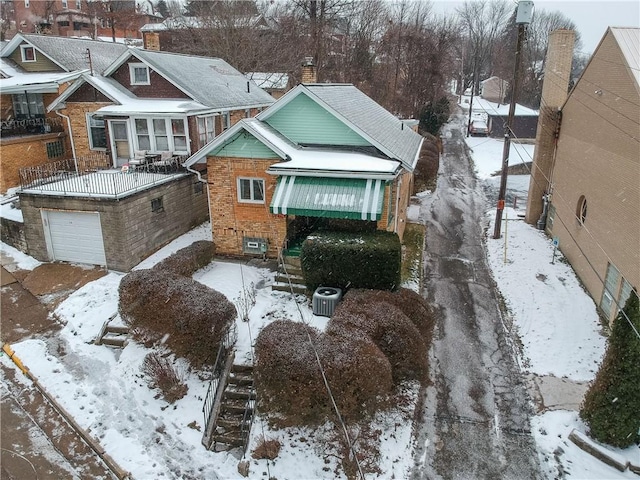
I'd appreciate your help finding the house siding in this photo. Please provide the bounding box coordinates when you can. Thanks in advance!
[9,42,63,72]
[207,155,286,257]
[20,175,208,271]
[210,131,277,158]
[265,94,370,146]
[111,61,190,99]
[547,31,640,321]
[66,82,112,103]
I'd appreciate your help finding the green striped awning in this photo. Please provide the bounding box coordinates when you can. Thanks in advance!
[270,176,385,220]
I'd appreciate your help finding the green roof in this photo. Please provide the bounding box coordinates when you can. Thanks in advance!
[270,176,385,220]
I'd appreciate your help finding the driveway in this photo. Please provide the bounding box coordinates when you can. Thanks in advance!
[411,112,542,479]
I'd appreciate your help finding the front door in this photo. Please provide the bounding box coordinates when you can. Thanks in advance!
[109,120,130,167]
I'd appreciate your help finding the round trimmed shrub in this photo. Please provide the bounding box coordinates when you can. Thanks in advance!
[119,269,235,367]
[152,240,215,277]
[328,292,428,383]
[254,320,392,426]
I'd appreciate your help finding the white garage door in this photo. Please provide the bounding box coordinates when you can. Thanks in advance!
[42,210,107,266]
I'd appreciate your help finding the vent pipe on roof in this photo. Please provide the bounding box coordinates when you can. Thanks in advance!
[247,81,250,93]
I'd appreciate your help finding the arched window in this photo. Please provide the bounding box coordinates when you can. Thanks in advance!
[576,195,587,225]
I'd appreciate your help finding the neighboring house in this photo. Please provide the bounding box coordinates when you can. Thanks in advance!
[472,97,539,139]
[4,34,276,271]
[245,72,290,99]
[4,0,158,40]
[0,33,127,192]
[184,77,424,260]
[480,76,509,104]
[48,47,276,167]
[537,27,639,322]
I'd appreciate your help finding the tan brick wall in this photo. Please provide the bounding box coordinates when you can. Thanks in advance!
[207,155,286,257]
[63,102,113,159]
[143,32,161,51]
[547,30,639,320]
[0,132,68,193]
[526,29,575,224]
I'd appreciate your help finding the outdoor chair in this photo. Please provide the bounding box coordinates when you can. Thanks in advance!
[151,152,176,173]
[129,150,149,171]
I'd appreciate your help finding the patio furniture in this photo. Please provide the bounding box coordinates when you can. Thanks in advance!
[151,152,176,173]
[129,150,149,171]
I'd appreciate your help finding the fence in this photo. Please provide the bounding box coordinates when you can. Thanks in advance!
[202,327,236,433]
[18,154,187,198]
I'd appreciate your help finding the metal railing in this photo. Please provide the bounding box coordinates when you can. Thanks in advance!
[202,327,236,431]
[239,386,256,454]
[1,116,65,138]
[18,155,187,198]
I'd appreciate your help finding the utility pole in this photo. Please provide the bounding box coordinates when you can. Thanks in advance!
[493,0,533,239]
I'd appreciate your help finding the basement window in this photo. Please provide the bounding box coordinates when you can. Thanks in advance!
[151,197,164,213]
[46,140,64,159]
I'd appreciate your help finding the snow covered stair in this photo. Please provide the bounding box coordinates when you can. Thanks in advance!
[272,255,307,295]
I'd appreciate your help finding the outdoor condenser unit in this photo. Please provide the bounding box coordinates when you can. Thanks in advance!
[312,287,343,317]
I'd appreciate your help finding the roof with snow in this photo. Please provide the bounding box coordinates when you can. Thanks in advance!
[140,14,267,32]
[0,70,85,94]
[184,118,402,178]
[104,49,275,110]
[1,34,128,75]
[473,97,538,117]
[257,84,424,171]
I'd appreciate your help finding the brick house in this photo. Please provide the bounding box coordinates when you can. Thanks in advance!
[49,47,276,167]
[529,27,639,322]
[3,35,275,271]
[184,79,424,260]
[0,33,127,192]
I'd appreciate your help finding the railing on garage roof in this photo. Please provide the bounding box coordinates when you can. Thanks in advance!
[18,155,188,199]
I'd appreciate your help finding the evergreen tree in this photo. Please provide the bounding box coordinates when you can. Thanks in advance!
[580,290,640,448]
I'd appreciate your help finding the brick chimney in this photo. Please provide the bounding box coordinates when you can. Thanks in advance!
[301,56,317,84]
[525,29,576,226]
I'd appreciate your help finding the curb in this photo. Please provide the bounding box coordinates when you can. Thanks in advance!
[2,343,132,480]
[568,429,638,475]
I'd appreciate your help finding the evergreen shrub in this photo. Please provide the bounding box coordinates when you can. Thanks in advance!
[254,320,392,427]
[301,231,401,291]
[580,291,640,448]
[119,269,235,367]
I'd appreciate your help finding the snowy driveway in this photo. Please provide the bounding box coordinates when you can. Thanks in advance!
[410,113,542,479]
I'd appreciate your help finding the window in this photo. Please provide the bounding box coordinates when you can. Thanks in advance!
[576,195,587,225]
[238,178,265,203]
[197,115,215,146]
[76,0,82,8]
[600,263,634,321]
[222,111,231,131]
[87,114,106,150]
[12,92,44,117]
[20,45,36,62]
[133,118,188,153]
[46,140,64,158]
[129,63,150,85]
[151,197,164,213]
[244,108,251,118]
[58,21,70,27]
[61,0,68,7]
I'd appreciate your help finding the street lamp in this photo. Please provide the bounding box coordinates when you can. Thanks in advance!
[492,0,533,239]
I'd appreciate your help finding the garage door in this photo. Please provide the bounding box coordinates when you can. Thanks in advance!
[42,210,107,266]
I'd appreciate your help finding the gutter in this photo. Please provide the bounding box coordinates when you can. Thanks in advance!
[55,110,77,172]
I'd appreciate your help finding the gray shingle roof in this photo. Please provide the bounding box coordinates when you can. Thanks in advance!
[19,34,128,74]
[130,49,275,109]
[304,84,423,169]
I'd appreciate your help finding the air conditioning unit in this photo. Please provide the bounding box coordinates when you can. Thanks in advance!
[312,287,343,317]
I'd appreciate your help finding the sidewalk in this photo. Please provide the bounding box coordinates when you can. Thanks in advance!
[1,258,119,479]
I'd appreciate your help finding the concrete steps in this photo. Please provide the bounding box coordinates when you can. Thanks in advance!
[212,364,255,451]
[96,316,129,348]
[272,257,307,295]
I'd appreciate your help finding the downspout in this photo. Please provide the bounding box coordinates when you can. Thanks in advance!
[185,162,213,231]
[55,108,77,173]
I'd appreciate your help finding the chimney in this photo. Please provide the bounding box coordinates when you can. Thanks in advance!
[301,56,317,84]
[525,29,576,226]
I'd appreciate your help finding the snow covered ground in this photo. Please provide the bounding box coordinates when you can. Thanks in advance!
[2,107,638,478]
